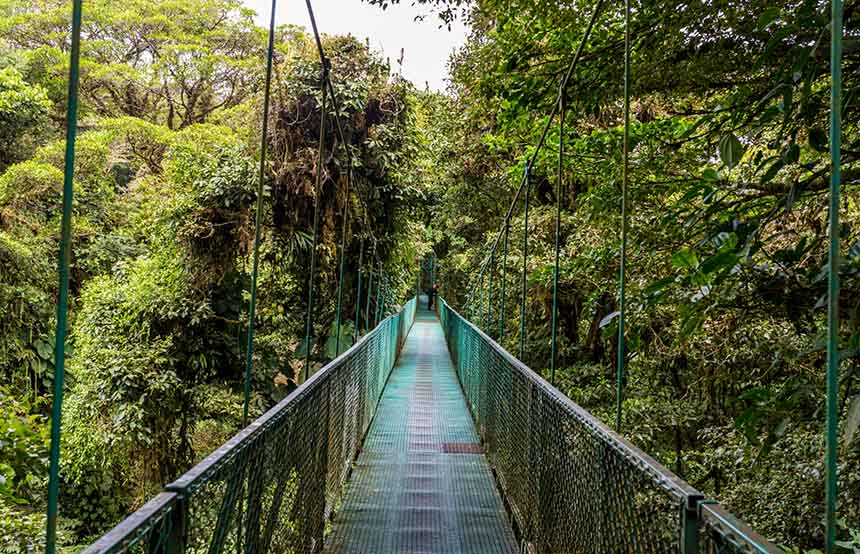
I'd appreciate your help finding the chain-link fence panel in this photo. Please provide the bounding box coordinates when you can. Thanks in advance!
[439,299,781,554]
[84,297,417,554]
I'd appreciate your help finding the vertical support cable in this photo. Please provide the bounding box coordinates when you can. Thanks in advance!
[354,238,364,336]
[519,162,531,360]
[615,0,631,433]
[825,0,843,551]
[479,269,486,330]
[374,262,383,326]
[303,65,328,381]
[334,163,352,355]
[365,242,376,328]
[487,251,495,336]
[46,2,82,552]
[500,222,510,341]
[550,89,566,386]
[243,0,277,426]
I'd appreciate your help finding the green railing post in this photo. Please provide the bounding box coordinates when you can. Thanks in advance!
[550,88,566,386]
[681,502,700,554]
[45,1,82,552]
[518,161,531,361]
[615,0,631,433]
[166,498,187,554]
[825,0,843,551]
[303,63,329,380]
[243,0,278,426]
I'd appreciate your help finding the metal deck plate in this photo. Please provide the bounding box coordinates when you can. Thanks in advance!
[324,307,518,554]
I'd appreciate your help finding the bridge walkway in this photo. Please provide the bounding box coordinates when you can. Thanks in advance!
[323,304,517,554]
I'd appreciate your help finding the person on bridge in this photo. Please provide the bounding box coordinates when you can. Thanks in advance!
[427,283,438,310]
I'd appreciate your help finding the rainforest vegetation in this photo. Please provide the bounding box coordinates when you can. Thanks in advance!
[0,0,858,552]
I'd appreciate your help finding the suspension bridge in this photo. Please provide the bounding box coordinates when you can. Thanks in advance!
[39,0,848,552]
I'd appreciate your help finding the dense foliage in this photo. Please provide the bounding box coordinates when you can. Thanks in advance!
[0,1,432,550]
[2,0,858,552]
[408,0,860,551]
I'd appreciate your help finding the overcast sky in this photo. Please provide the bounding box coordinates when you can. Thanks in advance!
[242,0,468,91]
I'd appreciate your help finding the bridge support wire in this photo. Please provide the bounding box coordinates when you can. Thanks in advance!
[825,0,843,551]
[550,87,565,386]
[45,1,83,552]
[615,0,631,433]
[303,63,328,381]
[518,162,531,361]
[243,0,278,426]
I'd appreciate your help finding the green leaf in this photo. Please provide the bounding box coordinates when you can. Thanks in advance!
[35,340,52,360]
[809,128,828,153]
[599,311,620,329]
[782,143,800,164]
[718,133,745,169]
[760,159,784,183]
[702,168,719,181]
[700,250,739,275]
[756,7,781,30]
[844,395,860,447]
[672,248,698,270]
[645,276,676,296]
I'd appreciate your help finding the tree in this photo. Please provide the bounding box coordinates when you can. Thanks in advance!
[412,0,860,549]
[0,67,51,169]
[0,0,264,129]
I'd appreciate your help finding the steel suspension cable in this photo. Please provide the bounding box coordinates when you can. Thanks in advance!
[302,69,328,381]
[365,241,376,327]
[499,223,510,340]
[46,2,82,552]
[616,0,631,433]
[479,270,486,328]
[375,262,384,324]
[333,164,352,354]
[550,89,566,386]
[354,237,364,334]
[305,0,371,355]
[242,0,277,426]
[825,0,844,551]
[463,0,605,337]
[486,251,495,335]
[483,0,606,263]
[518,162,531,360]
[354,180,378,336]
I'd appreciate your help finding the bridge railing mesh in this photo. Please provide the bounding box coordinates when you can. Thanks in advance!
[438,299,782,554]
[84,297,418,554]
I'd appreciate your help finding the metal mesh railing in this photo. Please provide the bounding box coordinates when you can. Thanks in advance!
[84,297,417,554]
[438,298,782,554]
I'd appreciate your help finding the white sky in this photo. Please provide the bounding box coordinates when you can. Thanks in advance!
[242,0,468,91]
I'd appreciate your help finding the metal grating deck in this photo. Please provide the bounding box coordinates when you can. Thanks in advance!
[323,305,518,554]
